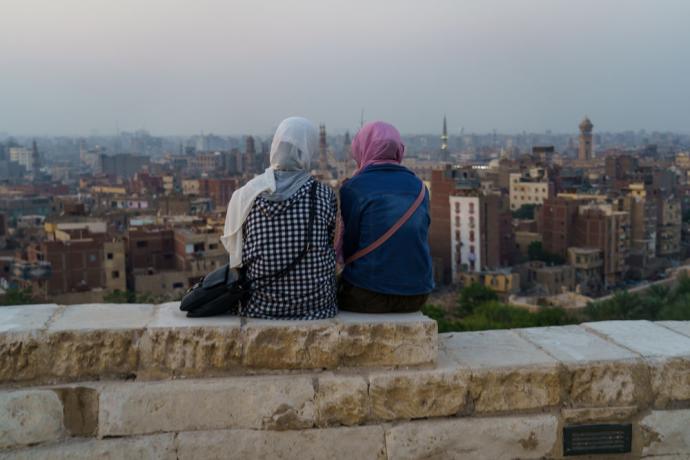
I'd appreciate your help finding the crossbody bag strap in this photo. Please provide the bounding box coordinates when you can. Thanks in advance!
[344,181,426,265]
[251,180,318,288]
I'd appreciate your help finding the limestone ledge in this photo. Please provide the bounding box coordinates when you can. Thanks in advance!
[2,322,690,452]
[3,411,690,460]
[2,318,690,457]
[0,303,438,385]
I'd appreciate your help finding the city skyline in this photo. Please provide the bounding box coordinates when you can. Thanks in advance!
[2,0,690,136]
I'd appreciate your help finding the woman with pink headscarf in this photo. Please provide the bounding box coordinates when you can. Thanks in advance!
[337,121,434,313]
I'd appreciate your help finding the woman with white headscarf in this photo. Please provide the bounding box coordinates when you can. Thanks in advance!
[221,117,337,319]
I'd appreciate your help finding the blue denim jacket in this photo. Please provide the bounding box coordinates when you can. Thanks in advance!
[340,164,434,295]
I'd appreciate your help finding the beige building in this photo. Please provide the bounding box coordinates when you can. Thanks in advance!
[104,240,126,292]
[567,247,603,295]
[182,179,200,196]
[174,227,227,279]
[459,270,520,296]
[509,169,553,211]
[657,196,681,257]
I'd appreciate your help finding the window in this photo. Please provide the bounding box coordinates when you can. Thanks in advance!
[89,254,97,262]
[469,203,474,214]
[107,253,114,260]
[112,271,119,278]
[209,243,218,250]
[454,202,460,213]
[172,282,184,289]
[136,241,148,248]
[469,230,475,242]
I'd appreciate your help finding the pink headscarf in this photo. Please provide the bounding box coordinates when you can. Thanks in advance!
[351,121,405,172]
[335,121,405,264]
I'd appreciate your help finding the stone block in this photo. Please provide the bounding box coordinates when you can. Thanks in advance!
[648,357,690,407]
[52,386,99,437]
[0,332,45,384]
[138,303,242,379]
[44,329,140,381]
[0,390,63,450]
[0,434,176,460]
[241,319,340,369]
[98,375,316,436]
[0,305,58,385]
[584,320,690,358]
[561,406,638,424]
[315,374,369,427]
[368,354,469,421]
[442,329,556,369]
[0,305,59,333]
[49,304,155,331]
[641,409,690,457]
[385,414,558,460]
[518,325,639,363]
[42,304,155,382]
[566,360,651,408]
[658,320,690,338]
[335,312,437,367]
[469,365,562,414]
[175,426,386,460]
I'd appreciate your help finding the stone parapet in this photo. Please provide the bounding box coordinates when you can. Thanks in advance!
[0,303,437,386]
[1,304,690,459]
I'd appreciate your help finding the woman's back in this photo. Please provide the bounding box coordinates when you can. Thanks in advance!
[340,163,433,296]
[242,178,337,319]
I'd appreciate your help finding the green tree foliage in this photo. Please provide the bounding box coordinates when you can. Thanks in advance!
[585,274,690,322]
[512,204,537,219]
[527,241,565,265]
[457,283,498,315]
[0,288,36,306]
[422,284,579,332]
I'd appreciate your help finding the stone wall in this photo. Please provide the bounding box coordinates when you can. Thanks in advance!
[1,303,690,459]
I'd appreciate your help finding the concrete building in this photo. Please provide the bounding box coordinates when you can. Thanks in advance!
[509,169,553,211]
[575,203,630,287]
[8,147,33,172]
[99,153,150,179]
[104,240,126,292]
[126,228,176,274]
[190,152,223,174]
[173,226,226,280]
[657,195,681,257]
[578,117,594,161]
[568,247,604,295]
[449,191,513,281]
[459,270,519,296]
[199,178,238,209]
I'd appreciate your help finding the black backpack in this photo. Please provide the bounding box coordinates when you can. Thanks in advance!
[179,181,318,318]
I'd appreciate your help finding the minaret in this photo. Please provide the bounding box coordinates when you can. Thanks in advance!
[578,117,594,161]
[31,140,40,177]
[319,124,329,174]
[440,115,449,161]
[245,135,256,173]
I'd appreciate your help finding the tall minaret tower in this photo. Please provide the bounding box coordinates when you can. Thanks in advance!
[31,140,40,177]
[578,116,594,161]
[319,124,329,175]
[440,115,449,161]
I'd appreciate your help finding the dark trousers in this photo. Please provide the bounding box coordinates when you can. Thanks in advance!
[337,279,428,313]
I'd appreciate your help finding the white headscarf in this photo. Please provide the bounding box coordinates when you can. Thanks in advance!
[221,117,318,267]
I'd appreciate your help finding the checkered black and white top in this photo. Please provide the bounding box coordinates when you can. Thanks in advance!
[241,178,338,320]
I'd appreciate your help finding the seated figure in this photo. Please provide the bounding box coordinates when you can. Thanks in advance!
[221,117,337,319]
[337,121,434,313]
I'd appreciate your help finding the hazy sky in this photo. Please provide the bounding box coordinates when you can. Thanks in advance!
[2,0,690,136]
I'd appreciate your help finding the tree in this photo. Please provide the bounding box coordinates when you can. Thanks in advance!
[527,241,564,265]
[457,283,498,315]
[512,204,537,219]
[0,288,35,306]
